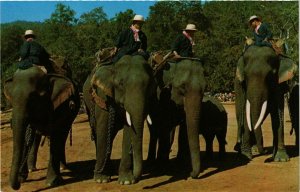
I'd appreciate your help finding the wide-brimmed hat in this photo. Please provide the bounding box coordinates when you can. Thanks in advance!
[133,15,144,22]
[183,24,197,31]
[24,30,35,37]
[248,15,261,24]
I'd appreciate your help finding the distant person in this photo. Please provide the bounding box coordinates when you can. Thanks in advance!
[18,30,51,73]
[248,15,272,47]
[172,24,197,58]
[112,14,149,62]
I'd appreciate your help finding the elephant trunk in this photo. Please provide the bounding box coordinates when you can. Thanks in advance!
[10,107,28,190]
[246,96,268,152]
[184,93,202,178]
[125,97,145,180]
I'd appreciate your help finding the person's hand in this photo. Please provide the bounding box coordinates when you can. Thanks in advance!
[112,47,118,56]
[173,54,181,59]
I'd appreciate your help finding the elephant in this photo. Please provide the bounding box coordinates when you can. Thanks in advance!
[234,45,298,161]
[198,96,228,158]
[147,59,206,178]
[147,95,227,162]
[4,66,80,190]
[83,55,154,185]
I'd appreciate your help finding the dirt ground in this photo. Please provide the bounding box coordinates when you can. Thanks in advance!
[1,103,299,192]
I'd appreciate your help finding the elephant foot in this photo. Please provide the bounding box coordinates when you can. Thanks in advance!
[60,163,68,171]
[190,170,200,179]
[28,167,37,173]
[234,142,241,152]
[241,143,252,160]
[46,176,63,187]
[118,172,136,185]
[18,173,28,183]
[273,149,290,162]
[94,174,111,183]
[241,151,252,160]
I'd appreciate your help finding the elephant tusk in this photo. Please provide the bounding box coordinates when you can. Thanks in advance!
[246,100,252,131]
[126,111,132,126]
[254,101,267,130]
[146,115,152,125]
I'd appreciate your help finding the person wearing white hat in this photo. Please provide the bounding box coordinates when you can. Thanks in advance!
[248,15,272,47]
[18,29,50,72]
[171,24,197,58]
[112,14,148,62]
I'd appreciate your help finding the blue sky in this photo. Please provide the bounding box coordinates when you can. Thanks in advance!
[0,1,157,23]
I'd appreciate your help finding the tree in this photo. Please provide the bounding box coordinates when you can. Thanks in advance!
[45,3,77,26]
[78,7,107,25]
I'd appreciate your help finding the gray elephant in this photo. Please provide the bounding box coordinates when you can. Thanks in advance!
[148,96,227,162]
[83,55,154,185]
[148,59,206,178]
[4,66,80,190]
[234,45,297,161]
[199,96,228,158]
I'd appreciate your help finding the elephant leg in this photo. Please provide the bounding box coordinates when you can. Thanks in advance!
[147,123,158,162]
[203,132,214,159]
[27,132,42,172]
[58,128,70,171]
[118,125,135,185]
[216,134,226,159]
[157,124,172,164]
[271,105,289,162]
[93,110,111,183]
[234,79,246,153]
[46,133,64,187]
[241,125,252,160]
[177,123,190,163]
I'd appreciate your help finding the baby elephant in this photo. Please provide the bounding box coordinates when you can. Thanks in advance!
[199,96,228,158]
[147,96,228,162]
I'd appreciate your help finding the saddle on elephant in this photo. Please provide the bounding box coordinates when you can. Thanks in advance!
[245,36,285,56]
[94,47,116,65]
[49,55,72,78]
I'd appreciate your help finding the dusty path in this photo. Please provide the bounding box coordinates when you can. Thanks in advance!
[1,104,299,192]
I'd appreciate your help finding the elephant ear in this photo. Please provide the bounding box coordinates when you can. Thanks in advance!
[236,56,245,82]
[3,77,13,103]
[48,74,75,110]
[278,57,298,84]
[90,65,113,98]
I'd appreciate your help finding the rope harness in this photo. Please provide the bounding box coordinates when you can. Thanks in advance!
[19,125,36,177]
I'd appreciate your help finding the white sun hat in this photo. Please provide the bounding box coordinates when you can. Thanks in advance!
[24,30,35,37]
[183,24,197,31]
[248,15,261,23]
[133,15,144,22]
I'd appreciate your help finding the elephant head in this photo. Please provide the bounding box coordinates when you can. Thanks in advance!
[159,59,206,178]
[235,45,297,160]
[4,66,78,190]
[83,55,155,183]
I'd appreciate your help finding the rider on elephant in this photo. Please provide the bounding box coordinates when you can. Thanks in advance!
[249,15,273,48]
[18,30,52,73]
[112,15,149,63]
[172,24,197,58]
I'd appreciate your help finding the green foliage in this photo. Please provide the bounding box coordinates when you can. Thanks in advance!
[1,1,299,109]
